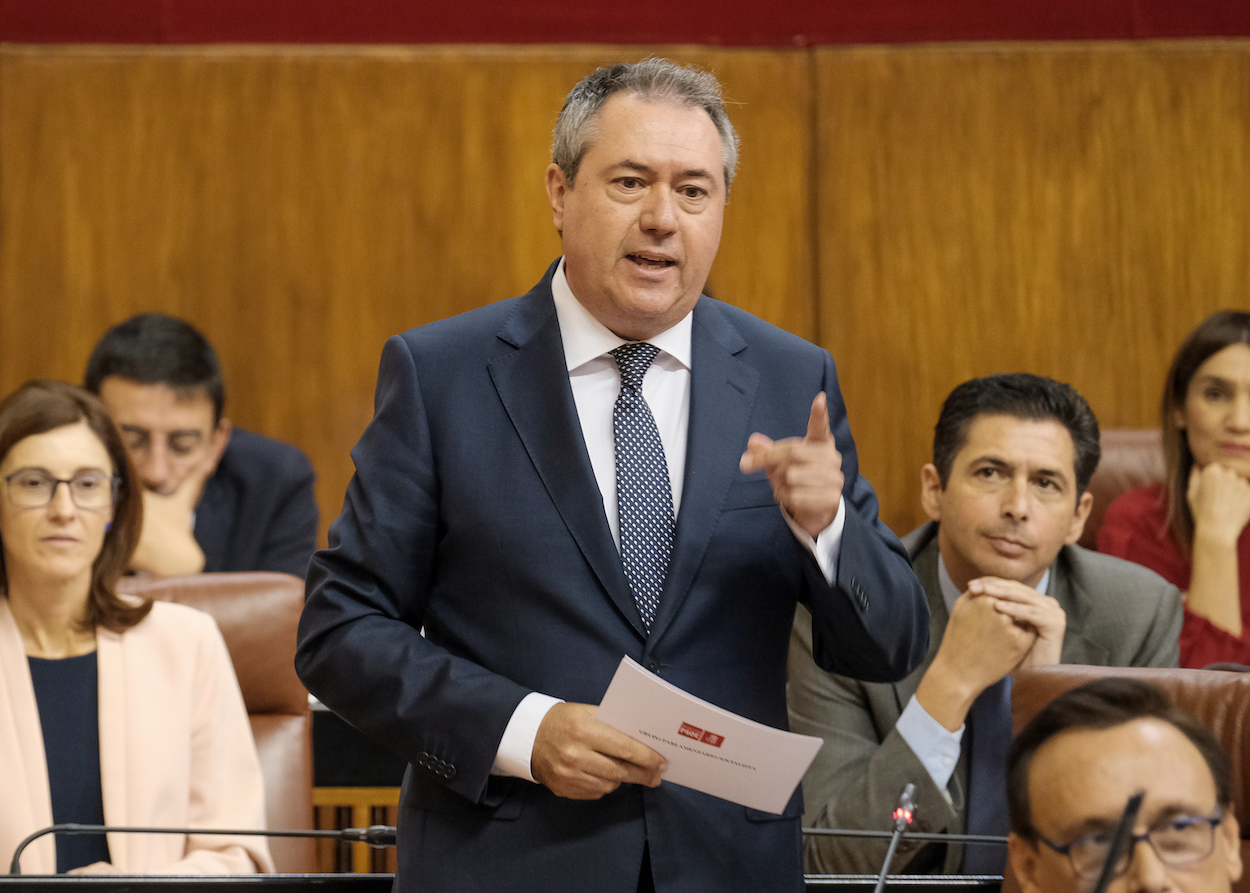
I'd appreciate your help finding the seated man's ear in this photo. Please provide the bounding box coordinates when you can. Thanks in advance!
[1221,812,1242,883]
[1064,489,1095,545]
[1006,834,1043,893]
[207,418,233,475]
[920,464,944,522]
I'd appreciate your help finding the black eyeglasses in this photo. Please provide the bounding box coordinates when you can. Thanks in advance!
[1034,809,1224,880]
[4,469,120,509]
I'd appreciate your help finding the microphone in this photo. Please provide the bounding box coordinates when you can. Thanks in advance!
[9,824,398,875]
[892,783,918,833]
[1089,791,1144,893]
[872,783,916,893]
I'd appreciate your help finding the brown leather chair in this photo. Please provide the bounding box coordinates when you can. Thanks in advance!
[118,572,314,873]
[1003,665,1250,893]
[1079,428,1166,549]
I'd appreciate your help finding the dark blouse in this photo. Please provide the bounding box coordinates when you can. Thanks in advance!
[28,652,111,873]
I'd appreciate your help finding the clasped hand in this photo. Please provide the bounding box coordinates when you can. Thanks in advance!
[965,577,1066,670]
[918,578,1065,732]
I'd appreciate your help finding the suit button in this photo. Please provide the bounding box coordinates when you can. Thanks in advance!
[644,659,660,673]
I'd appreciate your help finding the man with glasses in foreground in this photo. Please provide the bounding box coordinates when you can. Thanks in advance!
[1006,677,1242,893]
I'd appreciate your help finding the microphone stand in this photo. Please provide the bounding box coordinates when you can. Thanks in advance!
[9,824,397,875]
[1089,792,1144,893]
[803,817,1008,877]
[804,827,1009,846]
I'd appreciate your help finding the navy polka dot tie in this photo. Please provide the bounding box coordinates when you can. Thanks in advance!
[611,342,674,633]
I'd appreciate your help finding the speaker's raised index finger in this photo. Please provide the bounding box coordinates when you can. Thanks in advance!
[805,392,832,442]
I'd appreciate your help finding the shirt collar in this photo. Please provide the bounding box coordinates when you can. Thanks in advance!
[551,257,693,373]
[936,554,1051,614]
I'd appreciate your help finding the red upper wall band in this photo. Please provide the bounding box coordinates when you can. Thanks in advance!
[3,0,1250,45]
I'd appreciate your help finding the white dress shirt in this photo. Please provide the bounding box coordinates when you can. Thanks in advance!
[492,259,847,781]
[894,557,1050,795]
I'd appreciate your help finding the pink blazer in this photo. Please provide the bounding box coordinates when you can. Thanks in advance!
[0,598,274,874]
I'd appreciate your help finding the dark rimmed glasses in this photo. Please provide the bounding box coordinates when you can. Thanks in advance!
[4,468,119,510]
[1034,808,1225,881]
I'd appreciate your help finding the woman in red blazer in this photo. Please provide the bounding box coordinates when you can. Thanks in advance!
[1099,311,1250,668]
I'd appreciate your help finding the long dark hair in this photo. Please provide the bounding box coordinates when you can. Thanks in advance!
[1161,311,1250,549]
[0,380,149,632]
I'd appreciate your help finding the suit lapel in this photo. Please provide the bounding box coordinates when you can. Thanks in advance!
[95,627,131,869]
[0,601,57,873]
[1051,550,1110,665]
[647,300,757,643]
[488,280,643,637]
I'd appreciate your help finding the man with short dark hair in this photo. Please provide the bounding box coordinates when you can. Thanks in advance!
[1007,677,1242,893]
[85,313,318,577]
[789,373,1183,876]
[295,59,929,893]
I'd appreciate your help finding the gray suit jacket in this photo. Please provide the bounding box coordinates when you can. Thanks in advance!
[787,520,1182,875]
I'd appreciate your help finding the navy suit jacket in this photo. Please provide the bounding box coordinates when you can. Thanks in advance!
[195,428,319,577]
[295,265,928,893]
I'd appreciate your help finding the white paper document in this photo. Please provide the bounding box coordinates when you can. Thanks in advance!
[596,656,823,814]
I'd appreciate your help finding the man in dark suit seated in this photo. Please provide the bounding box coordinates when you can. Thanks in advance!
[84,312,318,577]
[295,58,929,893]
[1007,678,1242,893]
[789,373,1184,876]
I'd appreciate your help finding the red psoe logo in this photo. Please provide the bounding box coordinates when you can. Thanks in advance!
[677,722,725,748]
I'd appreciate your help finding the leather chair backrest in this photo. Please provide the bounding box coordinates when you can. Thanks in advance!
[1079,428,1166,549]
[1003,665,1250,893]
[118,572,314,872]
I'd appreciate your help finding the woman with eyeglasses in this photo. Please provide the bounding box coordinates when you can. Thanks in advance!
[0,380,272,875]
[1098,311,1250,669]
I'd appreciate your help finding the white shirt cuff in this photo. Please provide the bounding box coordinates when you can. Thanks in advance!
[783,497,847,586]
[491,692,563,782]
[895,694,964,792]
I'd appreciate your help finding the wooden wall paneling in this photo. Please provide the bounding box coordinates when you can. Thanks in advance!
[695,49,816,341]
[0,45,813,544]
[815,42,1250,536]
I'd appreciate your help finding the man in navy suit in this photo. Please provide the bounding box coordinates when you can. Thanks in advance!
[295,59,928,893]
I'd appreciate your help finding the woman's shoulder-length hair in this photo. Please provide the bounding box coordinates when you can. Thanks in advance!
[1161,311,1250,548]
[0,379,149,632]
